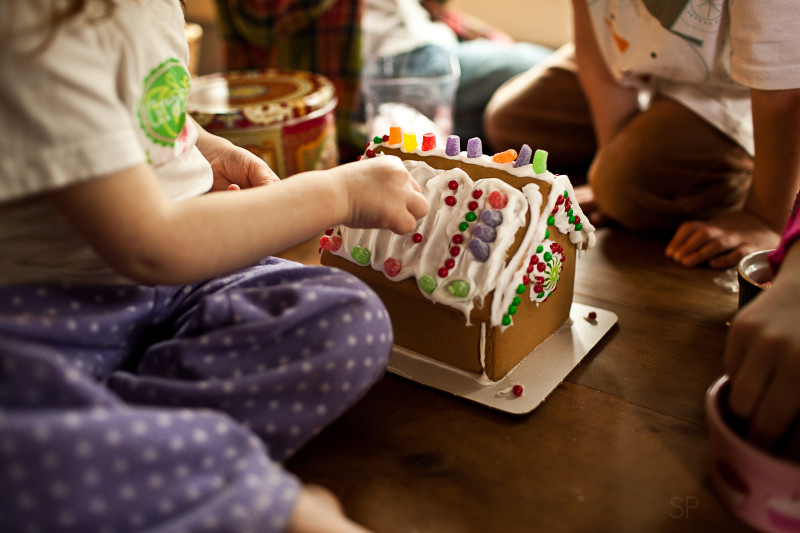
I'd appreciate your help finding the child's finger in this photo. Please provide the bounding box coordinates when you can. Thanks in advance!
[666,221,704,258]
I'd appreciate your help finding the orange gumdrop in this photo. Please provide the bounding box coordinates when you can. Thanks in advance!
[492,149,518,164]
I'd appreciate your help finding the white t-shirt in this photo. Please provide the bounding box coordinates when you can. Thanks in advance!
[0,0,212,284]
[588,0,800,155]
[361,0,458,60]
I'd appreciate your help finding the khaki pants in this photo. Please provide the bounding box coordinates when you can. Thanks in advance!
[484,44,753,234]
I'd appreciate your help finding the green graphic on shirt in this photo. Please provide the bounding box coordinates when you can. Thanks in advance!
[137,58,190,147]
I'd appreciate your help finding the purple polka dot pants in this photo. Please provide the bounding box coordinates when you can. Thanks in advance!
[0,258,393,533]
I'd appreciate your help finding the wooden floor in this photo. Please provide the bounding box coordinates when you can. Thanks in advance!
[283,227,755,533]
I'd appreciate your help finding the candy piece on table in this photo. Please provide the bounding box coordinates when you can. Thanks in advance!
[514,144,532,167]
[492,149,517,164]
[445,135,460,156]
[466,137,482,158]
[388,125,402,145]
[403,132,417,152]
[421,133,436,151]
[532,149,548,174]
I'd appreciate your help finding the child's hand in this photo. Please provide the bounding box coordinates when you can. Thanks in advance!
[333,156,429,234]
[725,243,800,454]
[206,142,280,191]
[665,210,780,268]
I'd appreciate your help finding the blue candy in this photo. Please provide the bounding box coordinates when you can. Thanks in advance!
[481,210,503,227]
[472,223,497,243]
[469,238,490,262]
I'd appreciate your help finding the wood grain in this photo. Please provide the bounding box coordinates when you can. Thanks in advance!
[282,227,751,532]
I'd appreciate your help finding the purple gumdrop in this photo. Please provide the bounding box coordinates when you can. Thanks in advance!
[481,209,503,227]
[514,144,533,168]
[469,238,490,262]
[472,223,497,243]
[466,137,482,158]
[445,135,460,156]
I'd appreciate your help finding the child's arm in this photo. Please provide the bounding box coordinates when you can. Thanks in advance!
[725,240,800,455]
[666,88,800,268]
[570,0,639,148]
[47,156,428,285]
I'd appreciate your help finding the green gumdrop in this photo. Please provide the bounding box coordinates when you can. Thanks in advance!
[512,296,521,306]
[446,280,471,298]
[419,275,437,294]
[544,251,552,262]
[536,245,544,253]
[350,246,371,265]
[516,284,526,295]
[547,215,555,226]
[532,149,548,174]
[507,305,517,315]
[575,222,583,231]
[459,222,469,232]
[502,315,512,326]
[373,135,383,144]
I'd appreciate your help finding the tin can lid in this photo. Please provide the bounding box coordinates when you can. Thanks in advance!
[189,69,337,130]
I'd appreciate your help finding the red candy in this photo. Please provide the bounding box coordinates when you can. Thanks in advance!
[512,384,524,396]
[468,201,479,211]
[383,257,402,277]
[452,234,464,245]
[365,149,376,158]
[488,191,508,209]
[450,246,460,257]
[438,267,449,278]
[412,233,423,243]
[472,190,483,199]
[445,196,457,207]
[587,311,598,321]
[448,180,459,191]
[445,259,455,269]
[319,235,342,252]
[421,133,436,151]
[325,228,334,236]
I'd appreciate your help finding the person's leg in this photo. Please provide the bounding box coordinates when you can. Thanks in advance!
[483,43,597,181]
[453,38,554,142]
[108,257,394,461]
[0,285,300,533]
[590,97,754,234]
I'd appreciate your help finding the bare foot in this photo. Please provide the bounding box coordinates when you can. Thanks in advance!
[574,184,609,227]
[286,484,375,533]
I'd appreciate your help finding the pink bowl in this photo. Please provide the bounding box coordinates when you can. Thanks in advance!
[706,375,800,532]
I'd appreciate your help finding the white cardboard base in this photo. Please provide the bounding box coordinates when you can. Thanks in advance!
[387,303,617,414]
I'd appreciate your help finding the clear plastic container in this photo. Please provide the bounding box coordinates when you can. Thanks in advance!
[361,47,460,143]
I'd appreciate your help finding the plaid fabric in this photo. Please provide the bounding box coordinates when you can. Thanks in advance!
[212,0,514,159]
[214,0,366,159]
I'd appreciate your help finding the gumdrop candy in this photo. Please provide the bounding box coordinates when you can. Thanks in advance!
[350,246,371,265]
[319,235,342,252]
[488,191,509,209]
[472,224,497,243]
[403,132,417,152]
[466,137,482,158]
[419,274,437,294]
[389,125,402,145]
[469,238,490,262]
[481,209,503,227]
[383,257,402,277]
[422,133,436,151]
[492,149,517,164]
[514,144,532,168]
[532,149,548,174]
[445,135,460,156]
[446,280,471,298]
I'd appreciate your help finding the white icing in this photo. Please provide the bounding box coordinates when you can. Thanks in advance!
[333,138,597,328]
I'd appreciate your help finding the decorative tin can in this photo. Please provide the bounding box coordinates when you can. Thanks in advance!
[189,69,339,178]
